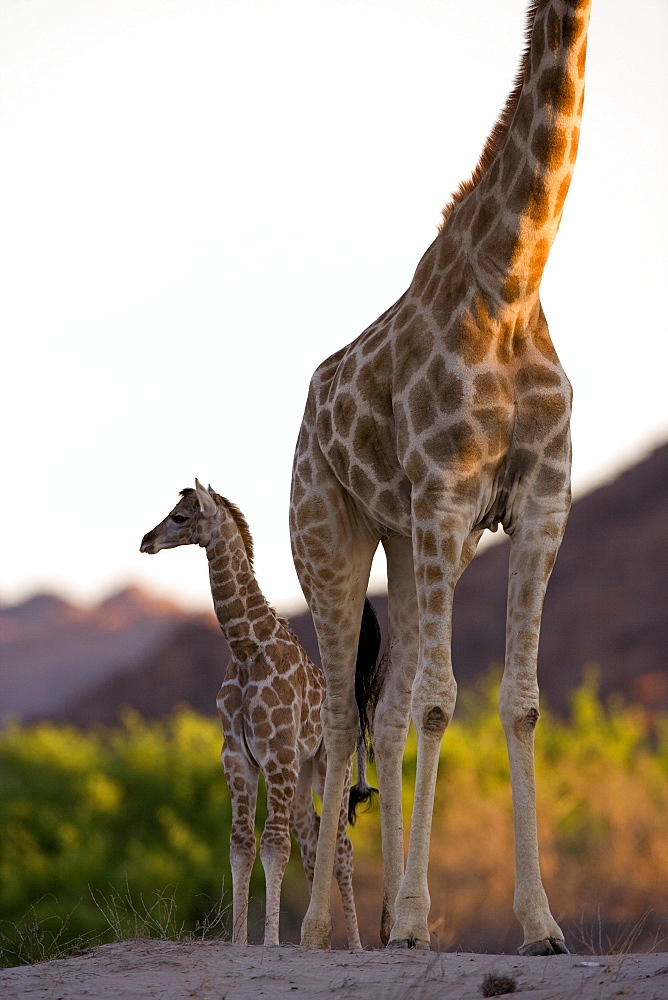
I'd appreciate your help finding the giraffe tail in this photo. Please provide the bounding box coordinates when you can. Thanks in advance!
[348,598,381,825]
[348,731,378,826]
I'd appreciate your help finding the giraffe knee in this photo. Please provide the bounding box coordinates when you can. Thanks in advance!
[322,717,358,759]
[230,833,256,870]
[500,693,540,737]
[513,705,540,737]
[260,826,292,868]
[423,705,448,735]
[413,679,456,738]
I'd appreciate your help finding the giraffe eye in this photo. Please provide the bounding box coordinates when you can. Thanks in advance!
[171,514,188,525]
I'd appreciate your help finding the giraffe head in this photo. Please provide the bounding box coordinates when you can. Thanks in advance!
[140,479,220,554]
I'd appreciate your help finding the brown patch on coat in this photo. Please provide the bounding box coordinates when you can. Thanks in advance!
[423,420,483,468]
[446,302,493,366]
[394,319,434,386]
[332,393,357,438]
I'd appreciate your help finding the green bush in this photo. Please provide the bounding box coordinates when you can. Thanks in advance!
[0,709,310,964]
[1,677,666,964]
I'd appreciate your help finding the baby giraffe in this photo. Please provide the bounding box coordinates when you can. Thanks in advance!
[140,480,377,948]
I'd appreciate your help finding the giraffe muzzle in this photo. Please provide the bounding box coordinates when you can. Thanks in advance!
[140,533,158,555]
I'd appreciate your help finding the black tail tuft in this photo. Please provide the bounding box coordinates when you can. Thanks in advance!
[348,782,378,826]
[348,600,382,825]
[348,730,378,825]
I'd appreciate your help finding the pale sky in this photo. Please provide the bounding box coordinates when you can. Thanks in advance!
[1,0,667,615]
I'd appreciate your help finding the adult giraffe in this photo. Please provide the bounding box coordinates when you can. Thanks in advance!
[290,0,591,954]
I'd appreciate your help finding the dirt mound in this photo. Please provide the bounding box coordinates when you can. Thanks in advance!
[1,939,667,1000]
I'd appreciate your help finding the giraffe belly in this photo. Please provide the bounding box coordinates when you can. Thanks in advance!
[318,416,509,540]
[316,407,413,536]
[315,379,515,539]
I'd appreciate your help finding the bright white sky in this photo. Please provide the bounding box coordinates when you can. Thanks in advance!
[1,0,667,615]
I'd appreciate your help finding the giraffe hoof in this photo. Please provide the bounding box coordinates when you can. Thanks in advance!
[387,936,431,951]
[519,937,569,956]
[300,917,332,950]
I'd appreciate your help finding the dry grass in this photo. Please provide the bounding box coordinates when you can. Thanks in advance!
[480,971,518,996]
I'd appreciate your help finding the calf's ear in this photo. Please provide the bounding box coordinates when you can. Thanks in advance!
[194,478,217,517]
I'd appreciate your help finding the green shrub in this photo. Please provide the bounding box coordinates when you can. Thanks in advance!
[1,677,666,964]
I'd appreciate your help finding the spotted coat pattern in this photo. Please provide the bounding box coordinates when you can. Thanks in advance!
[290,0,591,955]
[141,482,361,948]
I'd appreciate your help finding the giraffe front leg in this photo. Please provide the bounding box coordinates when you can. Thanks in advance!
[388,512,468,950]
[260,765,298,947]
[221,745,259,945]
[387,720,448,950]
[501,514,568,956]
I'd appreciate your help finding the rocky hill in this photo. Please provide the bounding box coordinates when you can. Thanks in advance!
[1,443,666,726]
[0,588,214,724]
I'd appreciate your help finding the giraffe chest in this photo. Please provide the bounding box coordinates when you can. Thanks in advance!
[309,321,571,536]
[218,653,325,768]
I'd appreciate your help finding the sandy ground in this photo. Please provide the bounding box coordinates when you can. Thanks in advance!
[1,939,667,1000]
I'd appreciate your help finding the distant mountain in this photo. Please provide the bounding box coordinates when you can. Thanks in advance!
[0,587,210,723]
[64,621,228,727]
[2,444,666,726]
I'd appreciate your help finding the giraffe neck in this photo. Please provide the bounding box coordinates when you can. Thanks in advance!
[448,0,591,303]
[205,524,276,664]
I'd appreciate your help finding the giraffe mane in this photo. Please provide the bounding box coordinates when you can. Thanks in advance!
[179,488,255,566]
[219,496,255,567]
[439,0,538,229]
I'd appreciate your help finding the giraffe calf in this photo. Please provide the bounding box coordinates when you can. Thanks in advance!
[141,479,378,947]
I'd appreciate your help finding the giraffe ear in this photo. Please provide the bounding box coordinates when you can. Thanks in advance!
[194,478,217,517]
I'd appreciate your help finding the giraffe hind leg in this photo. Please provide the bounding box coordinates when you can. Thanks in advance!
[372,533,416,946]
[260,763,298,946]
[291,452,378,949]
[290,757,319,891]
[221,743,259,945]
[313,745,362,950]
